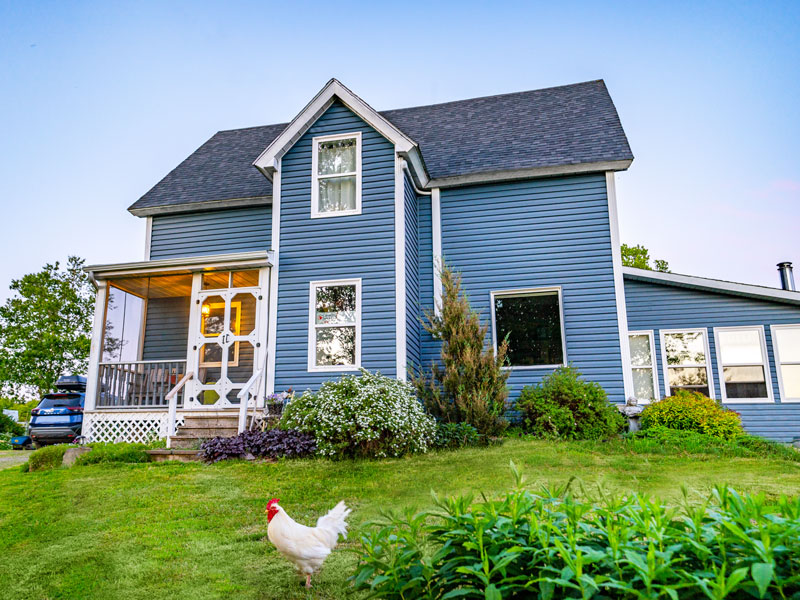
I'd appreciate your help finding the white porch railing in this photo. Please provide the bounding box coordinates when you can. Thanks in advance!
[97,360,187,408]
[165,371,194,447]
[237,367,264,434]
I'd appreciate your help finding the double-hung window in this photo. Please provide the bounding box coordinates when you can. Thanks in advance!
[311,132,361,217]
[660,329,714,397]
[308,279,361,371]
[714,326,772,402]
[629,331,659,402]
[491,288,566,368]
[772,324,800,402]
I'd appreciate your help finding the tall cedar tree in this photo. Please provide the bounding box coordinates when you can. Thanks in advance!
[411,264,510,436]
[0,256,93,397]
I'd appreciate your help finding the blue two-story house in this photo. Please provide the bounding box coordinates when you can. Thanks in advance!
[82,79,800,445]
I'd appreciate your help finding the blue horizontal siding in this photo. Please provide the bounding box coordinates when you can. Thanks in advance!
[149,206,271,259]
[141,296,190,360]
[274,101,397,393]
[625,277,800,441]
[405,174,420,374]
[439,173,625,403]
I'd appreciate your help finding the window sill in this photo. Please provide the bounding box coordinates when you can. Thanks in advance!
[500,364,565,371]
[307,365,362,373]
[721,398,774,404]
[310,208,362,219]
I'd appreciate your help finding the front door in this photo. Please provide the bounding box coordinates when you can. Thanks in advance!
[186,269,268,409]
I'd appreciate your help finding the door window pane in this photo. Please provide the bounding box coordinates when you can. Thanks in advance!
[202,271,230,290]
[493,291,564,367]
[231,270,259,288]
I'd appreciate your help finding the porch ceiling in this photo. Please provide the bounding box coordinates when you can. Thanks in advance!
[85,251,272,282]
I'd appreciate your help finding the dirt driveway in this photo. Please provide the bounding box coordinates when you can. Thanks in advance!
[0,449,31,470]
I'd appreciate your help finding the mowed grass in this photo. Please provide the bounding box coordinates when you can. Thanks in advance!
[2,440,800,600]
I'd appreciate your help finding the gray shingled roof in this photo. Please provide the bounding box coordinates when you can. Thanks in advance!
[130,80,632,214]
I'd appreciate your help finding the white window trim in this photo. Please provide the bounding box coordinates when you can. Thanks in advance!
[628,330,659,404]
[659,328,715,399]
[490,286,567,370]
[712,326,774,404]
[771,323,800,403]
[308,278,362,372]
[310,132,362,219]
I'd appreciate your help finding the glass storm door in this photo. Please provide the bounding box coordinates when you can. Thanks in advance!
[187,270,266,408]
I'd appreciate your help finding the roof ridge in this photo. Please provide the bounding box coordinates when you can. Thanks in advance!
[212,80,606,136]
[380,79,605,115]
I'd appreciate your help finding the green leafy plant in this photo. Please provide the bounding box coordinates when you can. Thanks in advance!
[411,264,509,437]
[516,366,625,440]
[0,256,94,397]
[74,443,152,465]
[618,426,800,461]
[25,445,69,472]
[621,242,670,272]
[433,422,481,450]
[641,390,744,440]
[353,464,800,599]
[280,368,436,459]
[0,412,24,436]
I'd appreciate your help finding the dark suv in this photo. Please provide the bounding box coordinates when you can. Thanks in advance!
[29,376,87,447]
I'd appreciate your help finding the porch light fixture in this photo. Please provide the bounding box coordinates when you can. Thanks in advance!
[201,304,211,317]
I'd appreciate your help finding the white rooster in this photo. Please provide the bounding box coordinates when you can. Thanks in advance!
[265,498,352,589]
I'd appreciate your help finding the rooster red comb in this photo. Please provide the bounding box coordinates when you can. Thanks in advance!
[265,498,280,514]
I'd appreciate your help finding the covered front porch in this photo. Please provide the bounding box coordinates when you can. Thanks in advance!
[82,251,273,443]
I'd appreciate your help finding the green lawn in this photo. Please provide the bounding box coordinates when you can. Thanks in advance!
[2,440,800,600]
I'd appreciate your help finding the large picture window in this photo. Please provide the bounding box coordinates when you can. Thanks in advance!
[714,326,772,402]
[772,324,800,402]
[660,329,713,397]
[629,331,659,402]
[308,279,361,371]
[311,132,361,218]
[491,288,565,368]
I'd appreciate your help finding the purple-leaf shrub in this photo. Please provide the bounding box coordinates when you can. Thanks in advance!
[200,429,316,463]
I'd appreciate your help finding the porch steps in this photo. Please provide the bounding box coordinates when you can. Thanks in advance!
[169,413,239,449]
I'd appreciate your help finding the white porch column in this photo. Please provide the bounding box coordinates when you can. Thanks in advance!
[84,280,108,411]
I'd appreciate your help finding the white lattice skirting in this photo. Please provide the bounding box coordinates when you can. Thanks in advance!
[83,411,185,443]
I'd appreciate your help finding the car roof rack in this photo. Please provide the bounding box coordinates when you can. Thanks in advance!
[55,375,87,392]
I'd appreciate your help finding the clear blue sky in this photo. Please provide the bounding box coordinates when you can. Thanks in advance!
[1,0,798,301]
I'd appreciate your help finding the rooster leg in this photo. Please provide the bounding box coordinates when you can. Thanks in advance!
[305,574,312,589]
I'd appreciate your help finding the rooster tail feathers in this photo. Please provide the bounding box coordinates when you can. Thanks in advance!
[316,500,352,540]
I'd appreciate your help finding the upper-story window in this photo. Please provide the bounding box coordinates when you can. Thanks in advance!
[311,132,362,218]
[490,287,566,368]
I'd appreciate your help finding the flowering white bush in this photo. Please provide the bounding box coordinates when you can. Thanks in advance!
[280,369,436,459]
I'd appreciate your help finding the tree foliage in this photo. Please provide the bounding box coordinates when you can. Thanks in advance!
[621,243,670,272]
[0,256,94,397]
[411,264,509,437]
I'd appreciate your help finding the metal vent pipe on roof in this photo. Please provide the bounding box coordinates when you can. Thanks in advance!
[777,262,796,291]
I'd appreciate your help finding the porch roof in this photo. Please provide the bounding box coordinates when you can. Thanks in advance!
[85,251,272,281]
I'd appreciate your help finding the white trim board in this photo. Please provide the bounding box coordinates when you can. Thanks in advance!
[307,278,362,373]
[253,79,423,181]
[712,325,774,404]
[659,328,716,399]
[607,172,633,399]
[394,153,407,380]
[85,251,271,279]
[771,323,800,403]
[489,286,567,370]
[623,267,800,306]
[431,188,443,316]
[266,166,281,395]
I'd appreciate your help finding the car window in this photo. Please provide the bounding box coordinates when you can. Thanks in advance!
[38,394,83,409]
